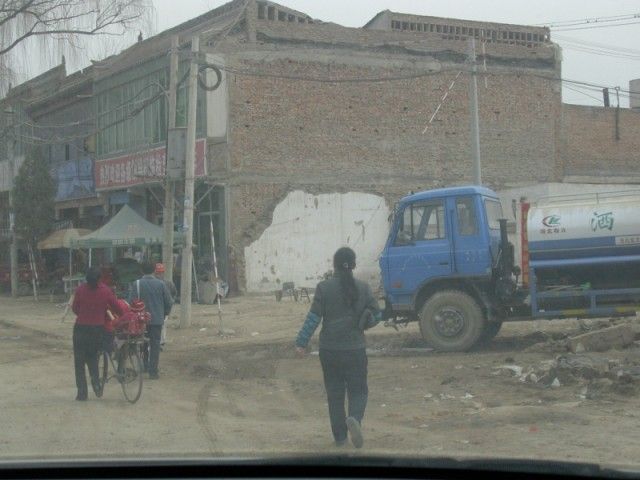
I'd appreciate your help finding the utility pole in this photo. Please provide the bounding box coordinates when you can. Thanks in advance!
[468,37,482,185]
[7,132,18,298]
[162,36,179,283]
[602,88,610,107]
[615,86,621,141]
[179,36,199,328]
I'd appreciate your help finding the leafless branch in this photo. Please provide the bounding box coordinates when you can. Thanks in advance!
[0,0,154,95]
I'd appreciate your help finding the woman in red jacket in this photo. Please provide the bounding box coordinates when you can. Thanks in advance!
[72,267,123,401]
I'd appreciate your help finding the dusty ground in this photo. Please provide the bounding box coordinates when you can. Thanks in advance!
[1,294,640,468]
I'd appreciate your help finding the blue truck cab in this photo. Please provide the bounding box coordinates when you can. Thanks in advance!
[379,185,640,352]
[379,186,518,351]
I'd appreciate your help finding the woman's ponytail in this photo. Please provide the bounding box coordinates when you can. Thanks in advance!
[333,247,358,308]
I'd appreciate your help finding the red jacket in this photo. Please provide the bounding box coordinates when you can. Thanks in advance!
[72,282,123,327]
[104,299,130,333]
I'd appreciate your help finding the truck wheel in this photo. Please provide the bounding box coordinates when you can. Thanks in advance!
[419,290,485,352]
[476,321,503,348]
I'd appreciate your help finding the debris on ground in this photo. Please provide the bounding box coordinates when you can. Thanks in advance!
[567,324,635,353]
[493,352,640,396]
[577,319,614,333]
[441,376,457,385]
[493,364,524,377]
[365,346,434,357]
[439,393,456,400]
[524,320,640,354]
[525,338,569,354]
[548,354,613,384]
[493,354,609,385]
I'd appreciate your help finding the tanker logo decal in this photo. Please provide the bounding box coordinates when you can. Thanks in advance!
[591,211,614,231]
[542,215,561,227]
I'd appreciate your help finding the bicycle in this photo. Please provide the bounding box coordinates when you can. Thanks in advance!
[97,332,146,403]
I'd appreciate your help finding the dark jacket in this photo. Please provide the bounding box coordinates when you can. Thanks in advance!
[299,275,380,350]
[128,274,173,326]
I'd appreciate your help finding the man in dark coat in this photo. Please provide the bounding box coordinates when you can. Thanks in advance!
[128,261,173,379]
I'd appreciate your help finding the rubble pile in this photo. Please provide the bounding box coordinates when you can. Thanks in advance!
[493,353,640,396]
[524,319,639,354]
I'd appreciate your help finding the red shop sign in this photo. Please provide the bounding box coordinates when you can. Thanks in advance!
[95,139,206,190]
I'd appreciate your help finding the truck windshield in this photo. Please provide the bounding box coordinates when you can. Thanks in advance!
[395,201,446,244]
[484,198,504,230]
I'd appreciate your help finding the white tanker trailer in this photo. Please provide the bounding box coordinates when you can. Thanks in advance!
[524,191,640,317]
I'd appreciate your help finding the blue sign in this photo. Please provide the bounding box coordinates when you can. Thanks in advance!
[55,157,95,201]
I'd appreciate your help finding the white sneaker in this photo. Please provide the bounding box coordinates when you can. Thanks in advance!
[346,416,363,449]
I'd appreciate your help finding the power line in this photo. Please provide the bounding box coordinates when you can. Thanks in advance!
[220,64,456,83]
[560,45,640,61]
[8,63,457,141]
[536,75,635,95]
[553,34,640,56]
[554,36,640,60]
[563,84,604,104]
[567,81,632,97]
[563,82,633,99]
[537,12,640,28]
[3,67,638,146]
[552,20,640,32]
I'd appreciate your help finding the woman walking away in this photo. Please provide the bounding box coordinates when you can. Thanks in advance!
[72,267,123,401]
[295,247,382,448]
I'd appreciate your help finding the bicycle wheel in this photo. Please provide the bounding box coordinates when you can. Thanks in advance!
[119,343,143,403]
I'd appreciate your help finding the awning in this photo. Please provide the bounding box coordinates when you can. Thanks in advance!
[71,204,182,248]
[37,228,92,250]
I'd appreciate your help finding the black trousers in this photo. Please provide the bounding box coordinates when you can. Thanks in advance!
[319,348,368,442]
[73,324,103,397]
[143,324,163,375]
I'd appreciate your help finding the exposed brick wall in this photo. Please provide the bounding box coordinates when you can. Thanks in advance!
[227,182,289,289]
[559,104,640,178]
[228,59,560,185]
[223,53,561,289]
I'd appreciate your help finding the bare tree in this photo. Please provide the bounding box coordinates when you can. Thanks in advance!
[0,0,154,94]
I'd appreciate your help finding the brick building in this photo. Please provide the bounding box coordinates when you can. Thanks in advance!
[211,1,561,290]
[1,0,639,293]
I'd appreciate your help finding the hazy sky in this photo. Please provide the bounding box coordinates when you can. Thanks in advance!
[151,0,640,107]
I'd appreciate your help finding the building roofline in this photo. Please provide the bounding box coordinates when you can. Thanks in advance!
[362,9,390,28]
[364,9,549,34]
[3,63,66,102]
[91,0,249,81]
[26,67,94,115]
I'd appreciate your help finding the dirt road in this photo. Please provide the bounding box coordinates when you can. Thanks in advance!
[1,295,640,466]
